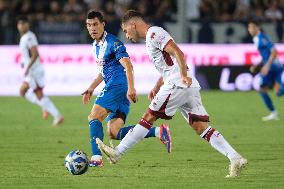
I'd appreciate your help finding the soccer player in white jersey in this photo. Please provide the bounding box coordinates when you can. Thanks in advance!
[17,16,64,126]
[96,10,247,177]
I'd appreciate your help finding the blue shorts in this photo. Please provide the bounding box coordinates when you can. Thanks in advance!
[95,85,130,122]
[260,61,284,88]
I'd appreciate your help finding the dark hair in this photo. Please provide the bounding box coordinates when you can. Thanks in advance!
[17,15,29,23]
[121,10,144,23]
[87,10,104,22]
[248,20,260,26]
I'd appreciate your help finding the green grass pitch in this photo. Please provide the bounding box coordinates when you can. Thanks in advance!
[0,91,283,189]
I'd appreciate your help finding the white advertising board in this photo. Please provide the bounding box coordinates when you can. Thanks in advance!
[0,44,283,95]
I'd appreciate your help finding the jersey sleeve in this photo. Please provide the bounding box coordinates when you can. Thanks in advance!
[149,28,173,50]
[26,34,38,49]
[113,40,129,61]
[261,34,274,50]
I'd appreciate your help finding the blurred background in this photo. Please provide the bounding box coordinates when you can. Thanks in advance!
[0,0,284,95]
[1,0,284,44]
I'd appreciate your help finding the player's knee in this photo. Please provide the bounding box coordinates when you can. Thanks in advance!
[19,87,28,97]
[191,121,209,135]
[142,112,157,123]
[259,87,268,93]
[88,112,104,122]
[34,88,44,99]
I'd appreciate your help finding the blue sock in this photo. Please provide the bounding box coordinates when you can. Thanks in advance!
[116,125,157,140]
[259,91,275,111]
[89,119,104,156]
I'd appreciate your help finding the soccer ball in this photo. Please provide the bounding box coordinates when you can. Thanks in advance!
[64,150,89,175]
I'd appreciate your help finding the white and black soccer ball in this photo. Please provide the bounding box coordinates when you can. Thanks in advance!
[64,150,89,175]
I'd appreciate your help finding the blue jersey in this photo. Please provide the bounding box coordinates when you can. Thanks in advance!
[253,32,282,71]
[92,31,129,88]
[92,31,130,120]
[253,32,284,88]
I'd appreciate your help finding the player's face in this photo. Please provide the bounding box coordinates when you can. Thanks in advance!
[86,18,105,40]
[248,23,259,37]
[121,22,139,42]
[17,21,29,35]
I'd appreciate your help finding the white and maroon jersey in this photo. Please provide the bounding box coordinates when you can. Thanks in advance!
[19,31,42,71]
[145,26,200,88]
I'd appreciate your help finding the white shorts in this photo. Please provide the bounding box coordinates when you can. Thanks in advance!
[148,84,209,124]
[24,68,45,90]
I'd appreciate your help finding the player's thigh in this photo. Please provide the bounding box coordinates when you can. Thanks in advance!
[179,87,209,127]
[149,85,186,120]
[89,104,109,122]
[106,99,129,122]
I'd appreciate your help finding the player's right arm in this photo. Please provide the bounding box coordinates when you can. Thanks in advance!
[148,77,164,101]
[82,73,103,105]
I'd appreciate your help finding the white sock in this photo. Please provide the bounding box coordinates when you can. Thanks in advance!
[155,127,159,137]
[91,155,102,161]
[39,96,60,118]
[201,126,240,161]
[25,90,41,106]
[115,124,149,155]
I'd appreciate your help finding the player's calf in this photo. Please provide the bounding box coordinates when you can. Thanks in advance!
[19,83,29,97]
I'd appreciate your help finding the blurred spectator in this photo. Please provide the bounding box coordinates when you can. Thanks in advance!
[63,0,83,14]
[103,0,120,35]
[218,0,236,21]
[264,0,283,21]
[46,1,62,22]
[233,0,250,21]
[199,0,217,21]
[186,0,201,20]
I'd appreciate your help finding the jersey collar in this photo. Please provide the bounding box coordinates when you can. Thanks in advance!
[94,31,107,46]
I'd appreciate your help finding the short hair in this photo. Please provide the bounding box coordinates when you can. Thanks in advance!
[248,20,260,27]
[121,10,144,23]
[17,15,29,23]
[87,10,104,22]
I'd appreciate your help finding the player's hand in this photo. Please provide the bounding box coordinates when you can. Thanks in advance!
[127,87,137,103]
[261,64,270,76]
[81,88,93,105]
[249,65,256,73]
[182,76,192,87]
[148,89,157,101]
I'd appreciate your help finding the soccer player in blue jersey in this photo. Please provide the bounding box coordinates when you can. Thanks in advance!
[248,21,284,121]
[82,10,172,167]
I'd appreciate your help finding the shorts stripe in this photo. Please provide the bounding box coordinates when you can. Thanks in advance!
[148,94,173,120]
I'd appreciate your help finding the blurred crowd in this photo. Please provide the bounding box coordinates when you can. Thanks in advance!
[0,0,284,44]
[0,0,177,44]
[188,0,284,21]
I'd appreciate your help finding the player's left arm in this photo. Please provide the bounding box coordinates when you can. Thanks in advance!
[119,58,137,103]
[163,41,192,87]
[24,46,39,76]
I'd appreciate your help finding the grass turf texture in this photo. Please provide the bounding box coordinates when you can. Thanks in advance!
[0,91,283,189]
